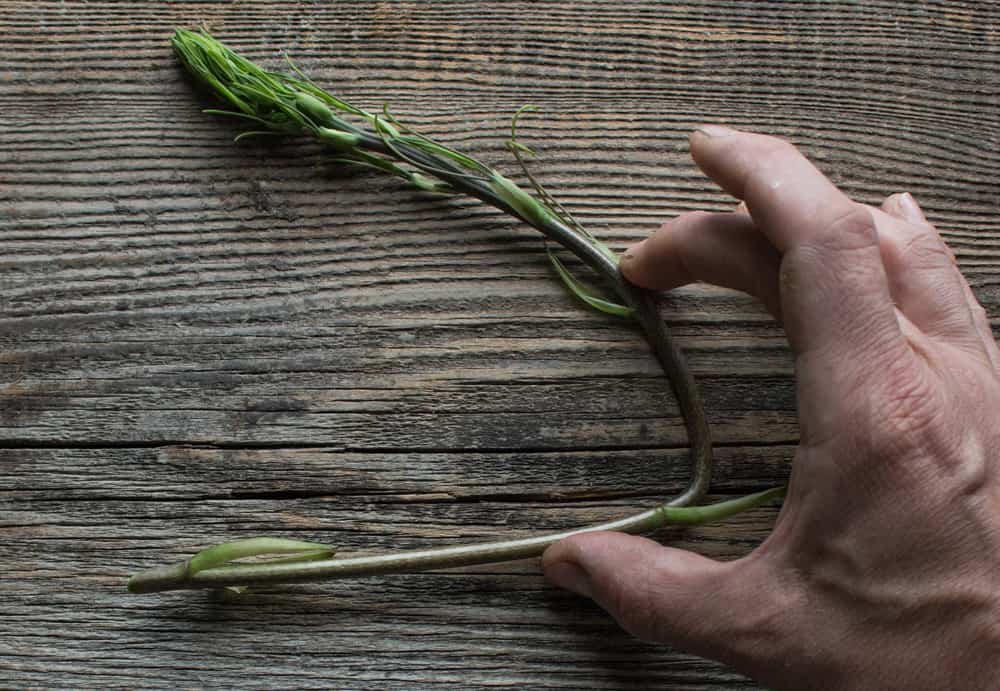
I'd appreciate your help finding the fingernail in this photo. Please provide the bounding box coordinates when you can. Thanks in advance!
[695,124,737,138]
[621,238,646,263]
[545,560,593,598]
[897,192,927,224]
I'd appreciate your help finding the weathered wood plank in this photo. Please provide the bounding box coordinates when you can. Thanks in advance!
[1,445,794,501]
[2,0,998,688]
[3,483,779,690]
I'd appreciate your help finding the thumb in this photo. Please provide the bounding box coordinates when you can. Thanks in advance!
[542,531,787,669]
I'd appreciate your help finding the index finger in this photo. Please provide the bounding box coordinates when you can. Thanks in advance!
[691,126,855,254]
[690,126,907,370]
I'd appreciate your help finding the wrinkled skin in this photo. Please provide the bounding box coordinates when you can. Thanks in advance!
[543,126,1000,690]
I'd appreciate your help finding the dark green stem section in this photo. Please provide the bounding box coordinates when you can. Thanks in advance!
[128,488,784,593]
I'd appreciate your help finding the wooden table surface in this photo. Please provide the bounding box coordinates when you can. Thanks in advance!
[3,1,998,688]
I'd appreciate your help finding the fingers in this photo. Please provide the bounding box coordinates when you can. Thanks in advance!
[621,191,991,362]
[621,211,782,318]
[627,127,990,380]
[689,126,907,368]
[960,277,1000,372]
[876,194,997,364]
[881,190,927,225]
[947,251,1000,372]
[690,126,853,254]
[543,532,787,673]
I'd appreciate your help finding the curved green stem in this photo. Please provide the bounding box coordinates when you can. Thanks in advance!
[132,29,772,596]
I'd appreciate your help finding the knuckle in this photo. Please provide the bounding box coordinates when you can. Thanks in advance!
[667,211,716,283]
[819,204,880,253]
[683,209,714,223]
[865,360,998,499]
[781,205,886,310]
[867,357,947,459]
[671,210,712,238]
[972,302,990,324]
[895,229,953,271]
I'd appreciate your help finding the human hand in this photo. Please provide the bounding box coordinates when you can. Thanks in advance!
[542,126,1000,689]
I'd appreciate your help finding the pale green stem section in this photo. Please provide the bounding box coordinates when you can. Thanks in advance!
[128,487,784,593]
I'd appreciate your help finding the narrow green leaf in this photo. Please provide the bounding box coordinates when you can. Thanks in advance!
[410,172,453,193]
[490,174,557,226]
[233,130,285,143]
[509,104,539,144]
[202,109,275,127]
[186,537,336,576]
[507,140,536,156]
[547,248,635,318]
[398,135,492,177]
[656,486,786,525]
[211,549,335,570]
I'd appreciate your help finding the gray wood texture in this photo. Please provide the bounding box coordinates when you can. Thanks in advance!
[2,1,997,688]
